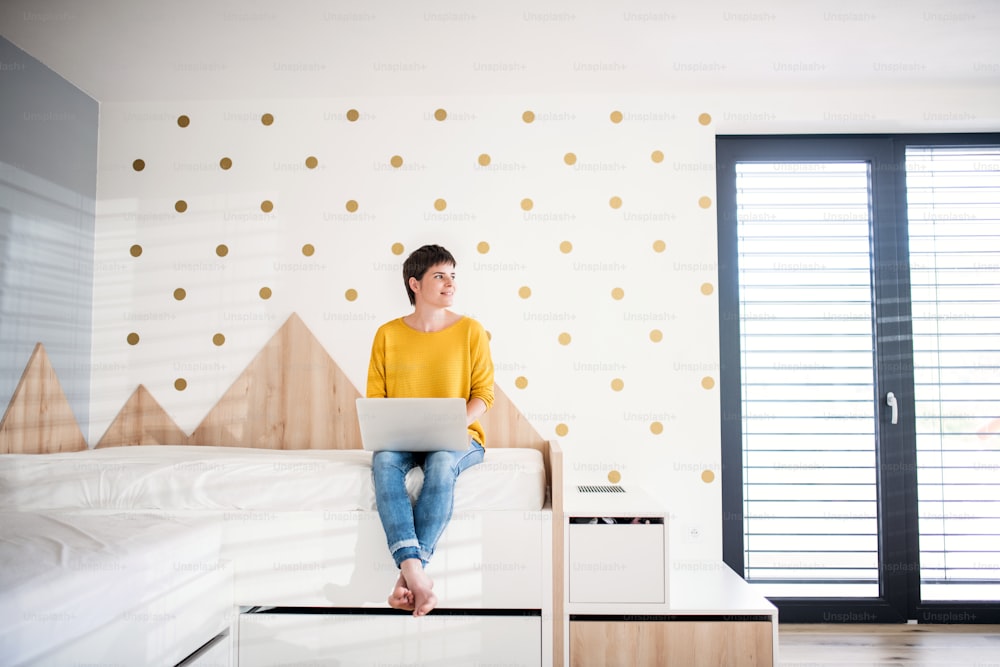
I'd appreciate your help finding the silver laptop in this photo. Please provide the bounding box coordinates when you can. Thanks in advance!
[356,398,470,452]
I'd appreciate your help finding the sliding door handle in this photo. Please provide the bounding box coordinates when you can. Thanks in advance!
[886,391,898,425]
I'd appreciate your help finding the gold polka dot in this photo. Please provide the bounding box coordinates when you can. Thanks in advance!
[611,287,625,300]
[698,112,712,126]
[129,244,143,258]
[391,243,405,256]
[390,155,404,168]
[564,152,577,166]
[261,113,274,126]
[346,109,360,122]
[701,376,716,390]
[177,115,190,128]
[126,332,140,346]
[305,156,318,169]
[701,283,715,295]
[345,200,359,212]
[609,196,622,209]
[174,378,187,391]
[302,244,315,257]
[259,286,272,300]
[518,286,532,299]
[478,153,491,166]
[652,240,666,253]
[520,198,533,211]
[651,150,664,163]
[216,244,228,257]
[261,200,274,213]
[559,241,573,254]
[698,196,712,209]
[434,198,447,211]
[132,159,145,171]
[650,421,663,435]
[212,333,225,346]
[607,470,622,484]
[514,376,528,389]
[702,470,716,483]
[558,332,571,345]
[175,200,187,213]
[522,110,535,123]
[434,108,447,121]
[219,157,233,170]
[649,329,663,343]
[610,110,623,124]
[345,288,358,302]
[555,423,569,437]
[477,241,490,254]
[173,288,186,301]
[611,378,624,392]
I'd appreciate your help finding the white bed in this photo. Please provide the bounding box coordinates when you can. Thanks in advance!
[0,443,560,665]
[0,319,564,665]
[0,510,232,667]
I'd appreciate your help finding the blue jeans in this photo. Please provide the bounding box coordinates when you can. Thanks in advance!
[372,440,485,568]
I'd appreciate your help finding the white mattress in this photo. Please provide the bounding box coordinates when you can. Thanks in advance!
[0,510,222,665]
[0,445,546,512]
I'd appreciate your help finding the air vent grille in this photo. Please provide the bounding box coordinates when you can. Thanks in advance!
[576,485,626,493]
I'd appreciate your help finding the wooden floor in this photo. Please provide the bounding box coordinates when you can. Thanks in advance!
[778,624,1000,666]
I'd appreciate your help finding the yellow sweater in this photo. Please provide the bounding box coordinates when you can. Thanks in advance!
[366,316,495,446]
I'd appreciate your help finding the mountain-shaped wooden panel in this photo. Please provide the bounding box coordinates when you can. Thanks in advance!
[479,384,549,477]
[479,384,545,453]
[189,313,363,449]
[0,343,87,454]
[96,384,189,448]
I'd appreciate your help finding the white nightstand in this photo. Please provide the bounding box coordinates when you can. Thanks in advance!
[565,484,667,610]
[562,484,776,667]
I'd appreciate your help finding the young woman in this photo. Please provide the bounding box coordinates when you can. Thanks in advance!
[365,244,494,616]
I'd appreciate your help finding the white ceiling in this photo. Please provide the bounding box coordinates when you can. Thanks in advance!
[1,0,998,102]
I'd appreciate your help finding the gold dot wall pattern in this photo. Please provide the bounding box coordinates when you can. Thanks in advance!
[114,107,720,477]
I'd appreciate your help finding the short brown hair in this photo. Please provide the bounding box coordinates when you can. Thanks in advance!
[402,244,456,305]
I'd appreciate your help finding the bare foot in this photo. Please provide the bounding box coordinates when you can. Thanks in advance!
[387,573,414,611]
[400,558,438,617]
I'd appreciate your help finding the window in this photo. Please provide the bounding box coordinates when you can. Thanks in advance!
[907,145,1000,603]
[717,134,1000,623]
[735,160,879,598]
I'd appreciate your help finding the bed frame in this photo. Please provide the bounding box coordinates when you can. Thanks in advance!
[0,313,565,666]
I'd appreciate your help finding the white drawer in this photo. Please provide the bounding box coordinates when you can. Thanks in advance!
[569,521,665,604]
[239,612,541,666]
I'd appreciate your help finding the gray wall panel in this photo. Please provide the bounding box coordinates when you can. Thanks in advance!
[0,36,97,441]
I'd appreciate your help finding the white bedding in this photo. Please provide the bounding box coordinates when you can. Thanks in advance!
[0,510,222,665]
[0,445,546,512]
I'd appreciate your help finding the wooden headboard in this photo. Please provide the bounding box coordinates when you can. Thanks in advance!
[0,314,549,477]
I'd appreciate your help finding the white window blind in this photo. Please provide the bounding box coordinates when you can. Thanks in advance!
[736,162,879,597]
[907,145,1000,602]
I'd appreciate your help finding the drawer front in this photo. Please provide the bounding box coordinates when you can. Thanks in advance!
[569,523,665,603]
[239,612,541,666]
[570,619,773,667]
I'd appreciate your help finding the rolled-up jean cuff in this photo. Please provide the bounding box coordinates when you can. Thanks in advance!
[389,538,421,568]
